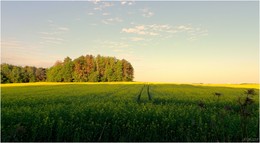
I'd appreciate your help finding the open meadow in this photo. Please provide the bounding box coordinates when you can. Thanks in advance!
[1,83,259,142]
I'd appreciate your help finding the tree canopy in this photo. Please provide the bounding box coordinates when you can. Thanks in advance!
[1,64,46,83]
[1,54,134,83]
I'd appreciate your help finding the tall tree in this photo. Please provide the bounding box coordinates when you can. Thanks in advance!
[73,56,86,82]
[62,57,74,82]
[1,64,13,83]
[36,68,46,81]
[46,61,63,82]
[10,66,22,83]
[122,59,134,81]
[115,60,123,81]
[1,54,134,83]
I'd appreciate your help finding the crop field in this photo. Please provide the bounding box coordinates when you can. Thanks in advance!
[1,83,259,142]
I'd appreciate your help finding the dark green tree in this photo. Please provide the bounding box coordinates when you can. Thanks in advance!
[1,54,134,83]
[62,57,74,82]
[46,61,63,82]
[36,68,46,81]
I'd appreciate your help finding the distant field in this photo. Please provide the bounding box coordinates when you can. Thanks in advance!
[1,82,259,89]
[1,83,259,142]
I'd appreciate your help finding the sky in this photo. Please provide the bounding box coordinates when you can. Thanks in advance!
[1,0,259,83]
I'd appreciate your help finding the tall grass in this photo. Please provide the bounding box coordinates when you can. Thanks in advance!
[1,83,259,141]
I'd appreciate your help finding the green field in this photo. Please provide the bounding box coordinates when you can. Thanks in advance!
[1,83,259,142]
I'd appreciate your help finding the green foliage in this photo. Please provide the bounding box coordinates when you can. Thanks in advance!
[35,68,46,81]
[46,55,134,82]
[0,64,46,83]
[61,57,74,82]
[46,61,63,82]
[1,63,13,83]
[1,84,259,142]
[1,54,134,83]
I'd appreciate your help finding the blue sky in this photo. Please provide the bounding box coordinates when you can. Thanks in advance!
[1,1,259,83]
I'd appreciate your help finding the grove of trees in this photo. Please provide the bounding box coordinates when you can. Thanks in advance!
[1,54,134,83]
[1,64,47,83]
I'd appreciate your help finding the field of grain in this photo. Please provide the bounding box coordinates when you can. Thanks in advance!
[1,83,259,142]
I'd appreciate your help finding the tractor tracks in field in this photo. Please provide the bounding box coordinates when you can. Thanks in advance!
[105,85,130,97]
[147,85,152,101]
[137,85,145,102]
[137,83,152,103]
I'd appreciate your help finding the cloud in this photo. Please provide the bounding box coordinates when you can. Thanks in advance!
[86,2,112,17]
[122,25,160,36]
[121,0,135,6]
[98,40,130,53]
[39,22,70,45]
[102,17,123,25]
[122,24,208,40]
[40,40,62,45]
[1,40,26,50]
[121,1,127,5]
[104,41,129,49]
[122,25,145,34]
[171,25,209,40]
[39,31,62,35]
[178,25,191,30]
[140,8,154,18]
[40,37,64,41]
[58,27,70,31]
[102,12,110,16]
[87,12,94,15]
[130,37,145,41]
[92,1,114,11]
[89,0,101,5]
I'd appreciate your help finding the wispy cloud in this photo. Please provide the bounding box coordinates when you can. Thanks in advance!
[86,1,114,20]
[58,27,70,31]
[39,21,70,45]
[97,40,131,54]
[89,0,101,5]
[140,8,154,18]
[1,40,27,50]
[174,25,209,40]
[102,17,123,25]
[121,0,135,6]
[102,12,110,16]
[121,1,127,5]
[122,24,208,40]
[87,12,94,15]
[91,1,114,11]
[122,26,144,34]
[103,41,129,49]
[40,37,64,41]
[122,25,159,36]
[130,37,145,42]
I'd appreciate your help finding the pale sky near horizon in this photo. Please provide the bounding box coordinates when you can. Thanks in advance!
[1,0,259,83]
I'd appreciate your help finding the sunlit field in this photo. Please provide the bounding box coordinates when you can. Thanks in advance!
[1,82,259,88]
[1,83,259,142]
[0,82,146,87]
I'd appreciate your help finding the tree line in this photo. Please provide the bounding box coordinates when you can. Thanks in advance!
[1,64,47,83]
[1,54,134,83]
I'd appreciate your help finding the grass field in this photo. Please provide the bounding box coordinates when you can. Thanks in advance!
[1,82,259,142]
